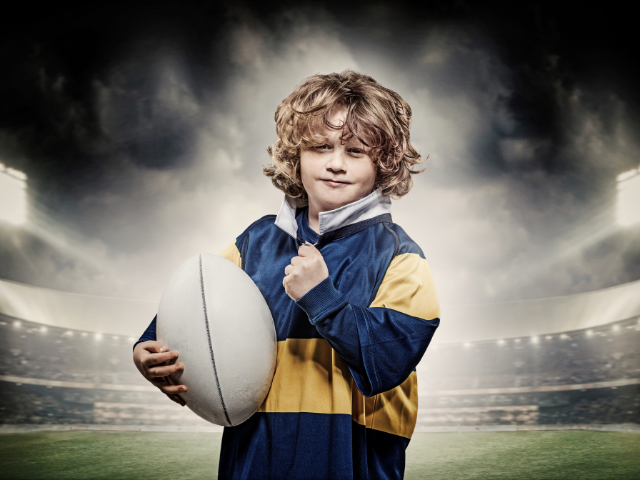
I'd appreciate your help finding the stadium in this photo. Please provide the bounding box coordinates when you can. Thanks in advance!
[2,1,640,478]
[1,273,639,478]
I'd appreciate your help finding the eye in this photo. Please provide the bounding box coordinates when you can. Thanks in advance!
[347,147,365,155]
[313,144,330,150]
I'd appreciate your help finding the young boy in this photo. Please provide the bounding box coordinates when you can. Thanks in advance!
[133,71,440,479]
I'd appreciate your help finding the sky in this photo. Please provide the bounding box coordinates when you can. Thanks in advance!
[0,0,639,307]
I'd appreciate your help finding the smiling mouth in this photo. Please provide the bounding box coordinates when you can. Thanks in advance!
[321,179,351,186]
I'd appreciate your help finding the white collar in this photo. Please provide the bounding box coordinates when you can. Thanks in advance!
[274,189,392,239]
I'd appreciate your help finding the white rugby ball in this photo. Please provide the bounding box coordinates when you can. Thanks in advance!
[157,253,277,427]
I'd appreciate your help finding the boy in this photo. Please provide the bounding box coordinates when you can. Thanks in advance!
[133,71,440,479]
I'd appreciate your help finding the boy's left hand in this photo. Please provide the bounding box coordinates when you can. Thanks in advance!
[283,244,329,301]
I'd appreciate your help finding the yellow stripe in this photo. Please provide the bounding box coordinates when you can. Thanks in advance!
[258,338,353,415]
[369,253,440,321]
[218,242,242,269]
[258,338,419,439]
[362,372,418,439]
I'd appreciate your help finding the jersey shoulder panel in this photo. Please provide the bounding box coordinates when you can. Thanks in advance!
[371,222,440,321]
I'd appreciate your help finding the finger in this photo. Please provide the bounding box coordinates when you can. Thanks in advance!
[298,244,320,256]
[284,264,292,276]
[148,363,184,378]
[158,383,188,395]
[143,350,179,368]
[143,341,170,353]
[290,256,302,266]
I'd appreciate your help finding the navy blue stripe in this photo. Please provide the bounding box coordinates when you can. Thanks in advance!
[315,213,393,247]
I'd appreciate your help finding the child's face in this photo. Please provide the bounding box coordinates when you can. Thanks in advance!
[300,108,377,213]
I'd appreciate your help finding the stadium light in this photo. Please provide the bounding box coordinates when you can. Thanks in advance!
[514,338,521,343]
[95,333,103,341]
[463,342,471,347]
[497,339,505,345]
[612,324,620,332]
[65,331,74,336]
[0,163,28,225]
[617,168,640,227]
[586,330,594,337]
[545,335,553,340]
[531,336,539,344]
[128,337,135,342]
[81,332,88,337]
[560,334,569,340]
[40,326,47,333]
[13,320,21,328]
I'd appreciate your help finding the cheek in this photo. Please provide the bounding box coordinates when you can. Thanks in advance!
[356,160,377,189]
[299,154,311,187]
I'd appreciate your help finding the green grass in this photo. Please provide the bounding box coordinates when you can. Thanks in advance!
[0,431,638,479]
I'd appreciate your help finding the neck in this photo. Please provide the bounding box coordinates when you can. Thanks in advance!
[307,202,321,233]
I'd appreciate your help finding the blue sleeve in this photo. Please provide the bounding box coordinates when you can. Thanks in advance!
[133,315,157,351]
[295,277,439,397]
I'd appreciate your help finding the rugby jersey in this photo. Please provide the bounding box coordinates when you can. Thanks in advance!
[137,189,440,479]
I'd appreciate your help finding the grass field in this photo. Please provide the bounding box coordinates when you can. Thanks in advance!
[0,431,639,479]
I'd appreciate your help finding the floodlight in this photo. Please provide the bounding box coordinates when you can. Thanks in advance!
[40,326,47,333]
[617,168,640,227]
[497,339,505,345]
[463,342,471,347]
[586,330,593,337]
[13,320,21,328]
[95,333,103,340]
[612,324,620,332]
[0,163,28,225]
[531,336,539,344]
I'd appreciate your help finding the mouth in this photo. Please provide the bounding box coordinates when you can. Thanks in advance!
[321,178,351,187]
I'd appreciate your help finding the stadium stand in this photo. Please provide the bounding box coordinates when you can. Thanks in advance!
[1,312,639,428]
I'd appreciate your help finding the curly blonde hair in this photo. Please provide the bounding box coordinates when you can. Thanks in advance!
[263,70,424,201]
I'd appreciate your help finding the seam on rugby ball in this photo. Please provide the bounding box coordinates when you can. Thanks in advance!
[199,254,232,426]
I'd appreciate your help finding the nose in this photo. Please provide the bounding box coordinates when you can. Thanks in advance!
[326,149,347,173]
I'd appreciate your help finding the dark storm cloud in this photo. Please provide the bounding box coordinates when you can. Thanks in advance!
[0,0,639,303]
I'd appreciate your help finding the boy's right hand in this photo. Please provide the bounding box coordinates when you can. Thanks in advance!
[133,341,188,406]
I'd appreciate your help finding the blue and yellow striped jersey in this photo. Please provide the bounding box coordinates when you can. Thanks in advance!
[138,191,440,479]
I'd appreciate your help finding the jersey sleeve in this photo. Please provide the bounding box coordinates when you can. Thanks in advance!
[133,241,243,350]
[295,252,440,397]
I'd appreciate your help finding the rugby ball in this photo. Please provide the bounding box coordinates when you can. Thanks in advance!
[157,253,277,426]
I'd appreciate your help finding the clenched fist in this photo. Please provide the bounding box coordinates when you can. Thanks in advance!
[283,244,329,301]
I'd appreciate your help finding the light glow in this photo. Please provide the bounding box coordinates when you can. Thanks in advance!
[0,163,28,225]
[617,168,640,227]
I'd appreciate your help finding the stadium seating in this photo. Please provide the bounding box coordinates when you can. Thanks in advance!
[0,313,639,428]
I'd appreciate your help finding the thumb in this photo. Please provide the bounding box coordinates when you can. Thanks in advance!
[299,244,321,257]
